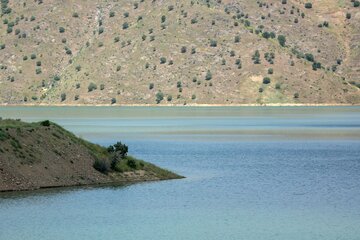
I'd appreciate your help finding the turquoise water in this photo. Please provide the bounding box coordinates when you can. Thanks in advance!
[0,106,360,240]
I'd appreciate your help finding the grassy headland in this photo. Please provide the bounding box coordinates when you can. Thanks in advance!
[0,118,182,192]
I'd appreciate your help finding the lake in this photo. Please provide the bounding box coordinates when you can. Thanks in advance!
[0,106,360,240]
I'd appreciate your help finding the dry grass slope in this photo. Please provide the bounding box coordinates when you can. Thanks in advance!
[0,0,359,105]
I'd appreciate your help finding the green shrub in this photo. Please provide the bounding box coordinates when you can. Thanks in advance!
[268,68,273,74]
[59,27,65,33]
[40,120,51,127]
[111,98,116,104]
[127,158,137,169]
[93,159,109,174]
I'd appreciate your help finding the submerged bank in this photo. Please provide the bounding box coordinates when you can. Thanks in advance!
[0,119,182,192]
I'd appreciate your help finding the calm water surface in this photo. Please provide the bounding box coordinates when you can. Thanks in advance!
[0,106,360,240]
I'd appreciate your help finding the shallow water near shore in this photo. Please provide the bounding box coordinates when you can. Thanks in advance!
[1,106,360,240]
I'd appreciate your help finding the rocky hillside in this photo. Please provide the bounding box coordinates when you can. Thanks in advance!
[0,0,359,105]
[0,118,181,192]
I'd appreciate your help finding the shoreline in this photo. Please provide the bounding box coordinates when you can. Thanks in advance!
[0,103,359,107]
[0,177,182,193]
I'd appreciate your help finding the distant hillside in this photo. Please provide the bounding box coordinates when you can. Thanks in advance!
[0,119,181,192]
[0,0,359,105]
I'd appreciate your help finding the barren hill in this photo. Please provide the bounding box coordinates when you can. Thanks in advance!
[0,0,359,105]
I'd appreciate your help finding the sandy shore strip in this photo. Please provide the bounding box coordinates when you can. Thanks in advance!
[0,103,359,107]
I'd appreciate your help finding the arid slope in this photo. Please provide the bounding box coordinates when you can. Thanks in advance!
[0,0,359,105]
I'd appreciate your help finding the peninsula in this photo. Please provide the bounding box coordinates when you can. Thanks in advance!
[0,118,182,192]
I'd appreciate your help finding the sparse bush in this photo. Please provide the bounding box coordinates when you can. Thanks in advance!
[72,12,79,18]
[59,27,65,33]
[304,3,312,9]
[54,75,61,81]
[111,98,116,104]
[278,35,286,47]
[40,120,51,127]
[109,11,115,17]
[149,83,154,90]
[88,82,97,92]
[252,50,261,64]
[210,39,217,47]
[93,159,109,174]
[160,57,167,64]
[156,91,164,103]
[127,158,137,169]
[263,77,271,84]
[268,68,273,74]
[205,70,212,80]
[181,46,187,53]
[61,93,66,102]
[122,22,129,29]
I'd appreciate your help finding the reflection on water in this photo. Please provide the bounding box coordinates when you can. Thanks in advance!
[0,106,360,240]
